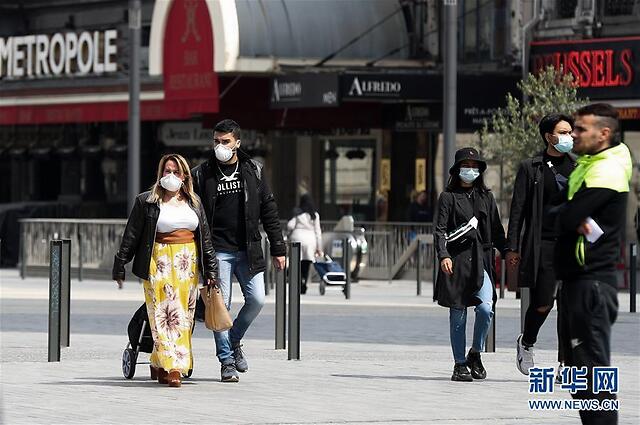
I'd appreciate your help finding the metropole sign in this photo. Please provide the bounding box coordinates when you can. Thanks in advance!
[0,30,118,78]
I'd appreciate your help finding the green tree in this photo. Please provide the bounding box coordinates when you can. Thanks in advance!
[478,67,588,210]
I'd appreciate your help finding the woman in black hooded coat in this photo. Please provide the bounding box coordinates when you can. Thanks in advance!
[434,147,507,382]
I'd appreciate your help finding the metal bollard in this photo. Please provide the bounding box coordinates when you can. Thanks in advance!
[500,258,505,299]
[263,238,270,296]
[343,237,351,299]
[60,239,71,348]
[387,233,392,284]
[631,243,637,313]
[486,306,496,352]
[520,288,530,332]
[19,221,25,280]
[275,260,286,350]
[416,240,422,296]
[77,230,83,282]
[49,240,62,362]
[288,242,301,360]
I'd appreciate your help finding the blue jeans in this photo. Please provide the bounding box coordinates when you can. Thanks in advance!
[449,270,494,364]
[214,251,265,364]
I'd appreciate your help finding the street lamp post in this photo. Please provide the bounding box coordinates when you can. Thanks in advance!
[127,0,141,212]
[443,0,457,187]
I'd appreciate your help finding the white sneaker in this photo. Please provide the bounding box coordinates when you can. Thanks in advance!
[516,334,534,375]
[555,362,564,384]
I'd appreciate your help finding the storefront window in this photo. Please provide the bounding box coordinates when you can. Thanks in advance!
[323,139,376,221]
[459,0,509,63]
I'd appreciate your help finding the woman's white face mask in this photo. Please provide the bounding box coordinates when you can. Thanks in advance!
[459,167,480,183]
[160,173,183,192]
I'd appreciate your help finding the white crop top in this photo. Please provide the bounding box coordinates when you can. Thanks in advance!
[156,202,199,233]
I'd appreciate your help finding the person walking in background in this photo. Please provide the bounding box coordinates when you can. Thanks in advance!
[113,154,218,388]
[408,190,433,222]
[508,113,576,378]
[555,104,630,425]
[192,119,286,383]
[287,193,323,294]
[434,147,507,382]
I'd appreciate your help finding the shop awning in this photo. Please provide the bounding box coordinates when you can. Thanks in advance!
[0,96,218,125]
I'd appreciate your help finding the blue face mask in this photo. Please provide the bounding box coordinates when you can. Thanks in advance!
[553,134,574,153]
[459,167,480,183]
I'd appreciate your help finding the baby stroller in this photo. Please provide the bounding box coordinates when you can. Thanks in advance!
[121,303,193,379]
[313,254,347,298]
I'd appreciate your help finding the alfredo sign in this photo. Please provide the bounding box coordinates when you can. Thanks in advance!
[340,73,434,101]
[0,29,118,79]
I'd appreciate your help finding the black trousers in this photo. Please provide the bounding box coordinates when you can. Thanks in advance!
[301,260,312,284]
[523,240,564,361]
[560,279,619,425]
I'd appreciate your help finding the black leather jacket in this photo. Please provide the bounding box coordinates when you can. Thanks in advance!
[112,191,218,282]
[191,151,286,276]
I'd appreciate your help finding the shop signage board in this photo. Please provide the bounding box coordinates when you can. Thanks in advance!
[0,30,118,78]
[457,74,520,130]
[530,36,640,99]
[163,0,218,107]
[270,74,339,108]
[159,122,213,146]
[340,73,437,101]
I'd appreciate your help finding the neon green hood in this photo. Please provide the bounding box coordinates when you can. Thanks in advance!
[568,143,632,200]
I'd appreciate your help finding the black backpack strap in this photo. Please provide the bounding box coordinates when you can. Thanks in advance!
[545,159,569,191]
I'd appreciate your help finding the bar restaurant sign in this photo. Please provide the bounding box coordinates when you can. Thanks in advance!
[530,36,640,99]
[0,29,118,79]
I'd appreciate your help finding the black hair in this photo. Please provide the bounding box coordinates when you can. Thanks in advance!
[299,194,317,220]
[214,119,241,139]
[538,113,574,145]
[446,172,489,193]
[576,103,620,145]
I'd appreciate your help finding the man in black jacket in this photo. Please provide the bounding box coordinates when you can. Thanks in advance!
[192,119,286,382]
[555,104,630,425]
[507,113,576,376]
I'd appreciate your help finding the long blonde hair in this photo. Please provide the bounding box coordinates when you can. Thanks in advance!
[148,154,200,207]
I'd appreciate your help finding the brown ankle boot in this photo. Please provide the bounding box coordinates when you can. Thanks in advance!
[167,370,182,388]
[157,368,169,384]
[150,366,159,380]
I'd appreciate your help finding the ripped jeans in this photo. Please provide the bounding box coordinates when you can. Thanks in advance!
[449,270,494,364]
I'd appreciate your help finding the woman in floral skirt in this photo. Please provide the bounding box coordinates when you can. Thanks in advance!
[113,154,218,387]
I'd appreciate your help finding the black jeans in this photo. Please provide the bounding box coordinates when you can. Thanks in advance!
[523,240,563,361]
[560,279,618,425]
[301,260,312,284]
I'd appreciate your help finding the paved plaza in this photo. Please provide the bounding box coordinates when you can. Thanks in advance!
[1,268,639,424]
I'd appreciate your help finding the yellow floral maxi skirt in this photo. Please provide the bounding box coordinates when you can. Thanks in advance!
[143,241,199,373]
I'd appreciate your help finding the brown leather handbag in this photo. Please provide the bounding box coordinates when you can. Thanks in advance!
[199,285,233,332]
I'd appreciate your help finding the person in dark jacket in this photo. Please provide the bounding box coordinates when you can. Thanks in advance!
[555,104,630,425]
[113,154,218,388]
[408,190,433,222]
[191,119,286,383]
[507,113,576,377]
[434,147,507,382]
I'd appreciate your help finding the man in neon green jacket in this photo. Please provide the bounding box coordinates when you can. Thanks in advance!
[555,103,631,425]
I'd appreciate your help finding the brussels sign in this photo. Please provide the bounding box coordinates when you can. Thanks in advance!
[0,30,118,79]
[530,36,640,99]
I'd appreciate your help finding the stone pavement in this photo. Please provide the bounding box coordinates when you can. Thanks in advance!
[1,268,639,424]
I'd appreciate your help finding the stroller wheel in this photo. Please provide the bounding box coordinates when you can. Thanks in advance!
[319,280,326,296]
[122,348,137,379]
